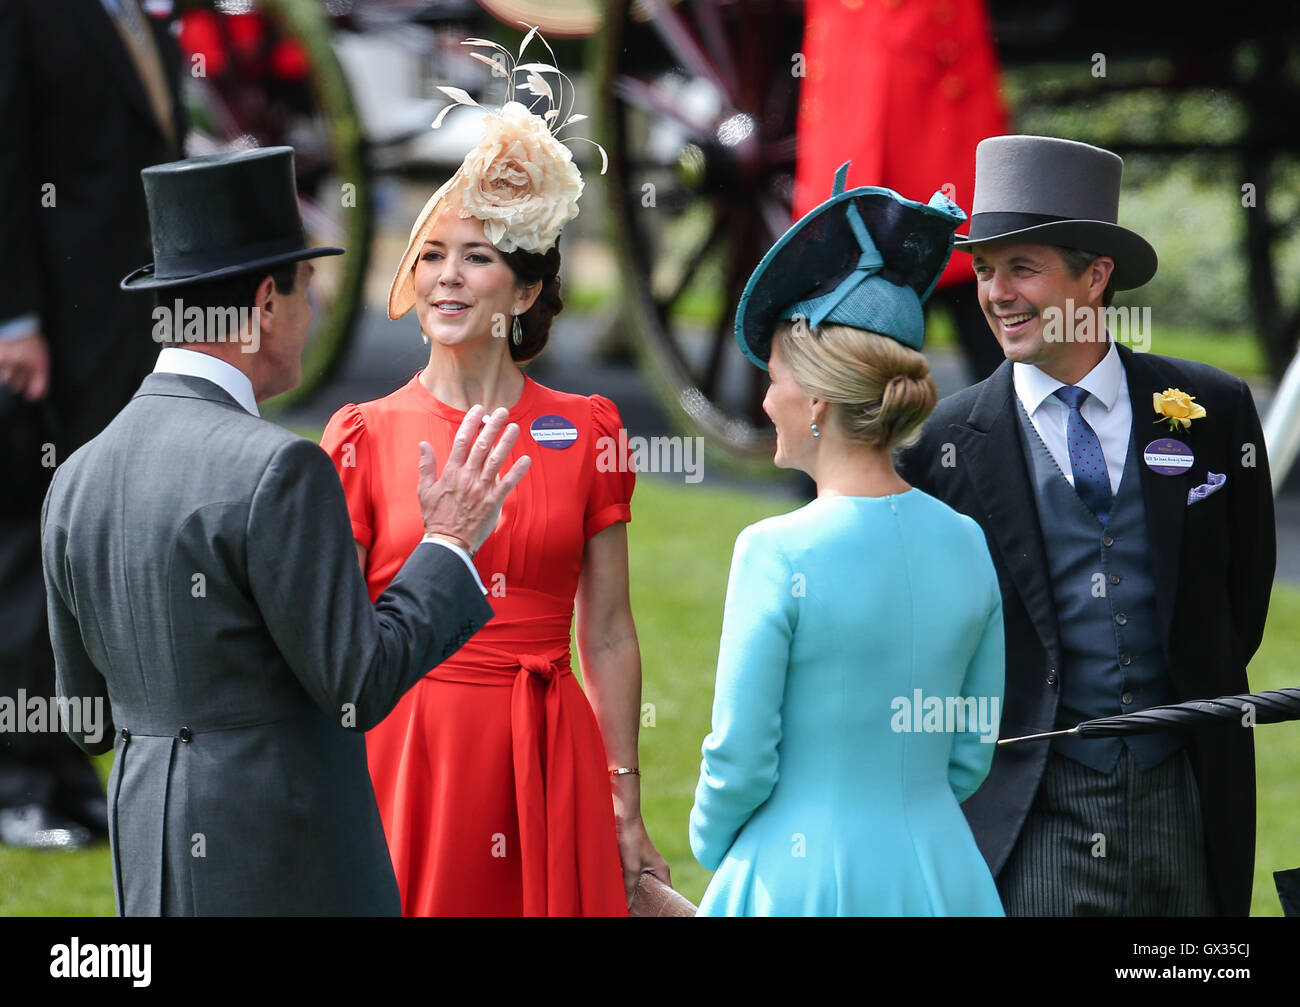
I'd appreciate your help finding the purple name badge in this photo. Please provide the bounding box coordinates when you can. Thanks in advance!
[529,414,578,449]
[1143,438,1194,476]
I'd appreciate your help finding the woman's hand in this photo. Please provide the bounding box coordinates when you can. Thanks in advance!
[614,812,671,906]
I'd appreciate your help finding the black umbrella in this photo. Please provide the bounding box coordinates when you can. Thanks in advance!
[997,688,1300,745]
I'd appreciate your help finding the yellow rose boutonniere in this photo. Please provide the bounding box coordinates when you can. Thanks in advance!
[1152,388,1207,432]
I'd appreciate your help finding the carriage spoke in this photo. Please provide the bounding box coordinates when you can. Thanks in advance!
[604,0,798,455]
[759,194,793,245]
[761,135,799,167]
[613,75,713,137]
[661,206,730,313]
[701,218,753,396]
[691,0,739,103]
[639,0,734,108]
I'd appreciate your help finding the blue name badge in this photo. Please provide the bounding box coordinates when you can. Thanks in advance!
[529,414,578,450]
[1143,438,1194,476]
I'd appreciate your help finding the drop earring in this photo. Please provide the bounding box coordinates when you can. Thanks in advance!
[511,310,523,346]
[810,420,820,438]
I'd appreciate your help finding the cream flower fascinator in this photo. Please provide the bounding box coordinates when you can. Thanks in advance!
[387,24,607,319]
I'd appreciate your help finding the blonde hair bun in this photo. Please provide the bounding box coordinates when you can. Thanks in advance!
[775,322,938,449]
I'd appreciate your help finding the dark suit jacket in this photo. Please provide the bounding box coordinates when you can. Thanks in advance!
[0,0,186,512]
[895,343,1276,916]
[0,0,185,391]
[42,373,495,915]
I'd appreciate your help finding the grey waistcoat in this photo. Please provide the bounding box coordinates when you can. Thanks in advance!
[1014,398,1182,773]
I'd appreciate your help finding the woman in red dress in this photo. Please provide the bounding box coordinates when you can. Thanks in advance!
[319,41,668,915]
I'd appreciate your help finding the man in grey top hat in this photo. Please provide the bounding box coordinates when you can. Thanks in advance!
[41,146,531,915]
[897,135,1276,915]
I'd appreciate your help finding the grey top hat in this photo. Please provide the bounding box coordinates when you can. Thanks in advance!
[952,135,1157,289]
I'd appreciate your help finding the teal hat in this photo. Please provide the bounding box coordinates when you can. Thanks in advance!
[734,163,967,370]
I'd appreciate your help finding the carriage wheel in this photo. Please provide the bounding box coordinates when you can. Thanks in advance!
[597,0,804,462]
[178,0,371,410]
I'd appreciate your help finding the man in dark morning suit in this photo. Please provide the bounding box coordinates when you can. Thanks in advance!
[895,136,1276,916]
[0,0,187,848]
[41,147,533,914]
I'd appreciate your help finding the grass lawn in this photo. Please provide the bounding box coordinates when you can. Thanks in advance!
[2,476,1296,915]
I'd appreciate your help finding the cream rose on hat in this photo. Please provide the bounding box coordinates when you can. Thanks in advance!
[387,24,606,320]
[448,100,583,253]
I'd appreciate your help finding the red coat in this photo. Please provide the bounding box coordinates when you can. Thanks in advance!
[794,0,1008,289]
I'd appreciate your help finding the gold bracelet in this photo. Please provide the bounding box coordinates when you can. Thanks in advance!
[608,767,640,777]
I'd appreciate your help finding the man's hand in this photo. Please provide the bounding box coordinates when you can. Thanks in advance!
[417,405,531,554]
[0,332,50,401]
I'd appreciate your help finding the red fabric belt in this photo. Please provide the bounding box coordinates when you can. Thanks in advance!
[427,645,613,916]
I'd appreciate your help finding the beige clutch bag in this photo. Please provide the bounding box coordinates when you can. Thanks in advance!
[628,871,697,917]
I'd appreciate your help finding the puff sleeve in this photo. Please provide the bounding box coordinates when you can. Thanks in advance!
[584,394,635,540]
[319,403,375,551]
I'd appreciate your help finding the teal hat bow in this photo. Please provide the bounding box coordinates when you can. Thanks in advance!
[734,163,967,369]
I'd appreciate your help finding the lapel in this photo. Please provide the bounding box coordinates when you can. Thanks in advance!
[950,361,1061,661]
[81,0,167,143]
[1117,343,1189,654]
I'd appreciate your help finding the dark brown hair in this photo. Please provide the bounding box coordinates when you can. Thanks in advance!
[153,264,297,348]
[500,245,563,364]
[1052,246,1116,307]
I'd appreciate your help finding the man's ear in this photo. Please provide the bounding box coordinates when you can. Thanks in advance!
[253,274,277,329]
[1087,256,1115,300]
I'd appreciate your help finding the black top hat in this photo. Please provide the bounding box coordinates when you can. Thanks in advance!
[121,146,343,290]
[952,135,1157,290]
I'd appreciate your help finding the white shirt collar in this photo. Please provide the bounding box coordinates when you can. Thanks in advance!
[153,347,260,417]
[1013,337,1122,416]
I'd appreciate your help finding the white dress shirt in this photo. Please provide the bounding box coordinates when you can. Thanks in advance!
[153,347,486,594]
[1012,339,1131,497]
[154,345,260,415]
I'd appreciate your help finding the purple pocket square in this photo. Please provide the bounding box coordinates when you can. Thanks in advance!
[1187,471,1227,505]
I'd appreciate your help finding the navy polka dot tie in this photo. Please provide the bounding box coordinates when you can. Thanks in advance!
[1053,385,1112,525]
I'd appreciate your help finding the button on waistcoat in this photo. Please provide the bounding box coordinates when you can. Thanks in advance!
[1014,398,1182,772]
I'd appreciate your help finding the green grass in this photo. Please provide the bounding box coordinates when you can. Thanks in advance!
[0,755,115,916]
[576,477,794,904]
[1247,583,1300,916]
[3,476,1297,914]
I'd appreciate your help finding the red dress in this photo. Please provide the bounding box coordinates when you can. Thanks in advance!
[793,0,1008,290]
[319,372,632,916]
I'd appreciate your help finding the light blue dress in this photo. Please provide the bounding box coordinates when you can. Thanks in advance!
[689,489,1006,916]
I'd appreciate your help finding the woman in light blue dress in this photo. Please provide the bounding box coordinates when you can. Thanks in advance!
[689,167,1005,916]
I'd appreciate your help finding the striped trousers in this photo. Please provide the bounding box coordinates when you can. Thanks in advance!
[998,747,1217,916]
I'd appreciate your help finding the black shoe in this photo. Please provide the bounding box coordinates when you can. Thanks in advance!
[0,804,94,850]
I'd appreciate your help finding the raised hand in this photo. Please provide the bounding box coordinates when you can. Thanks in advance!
[417,405,531,554]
